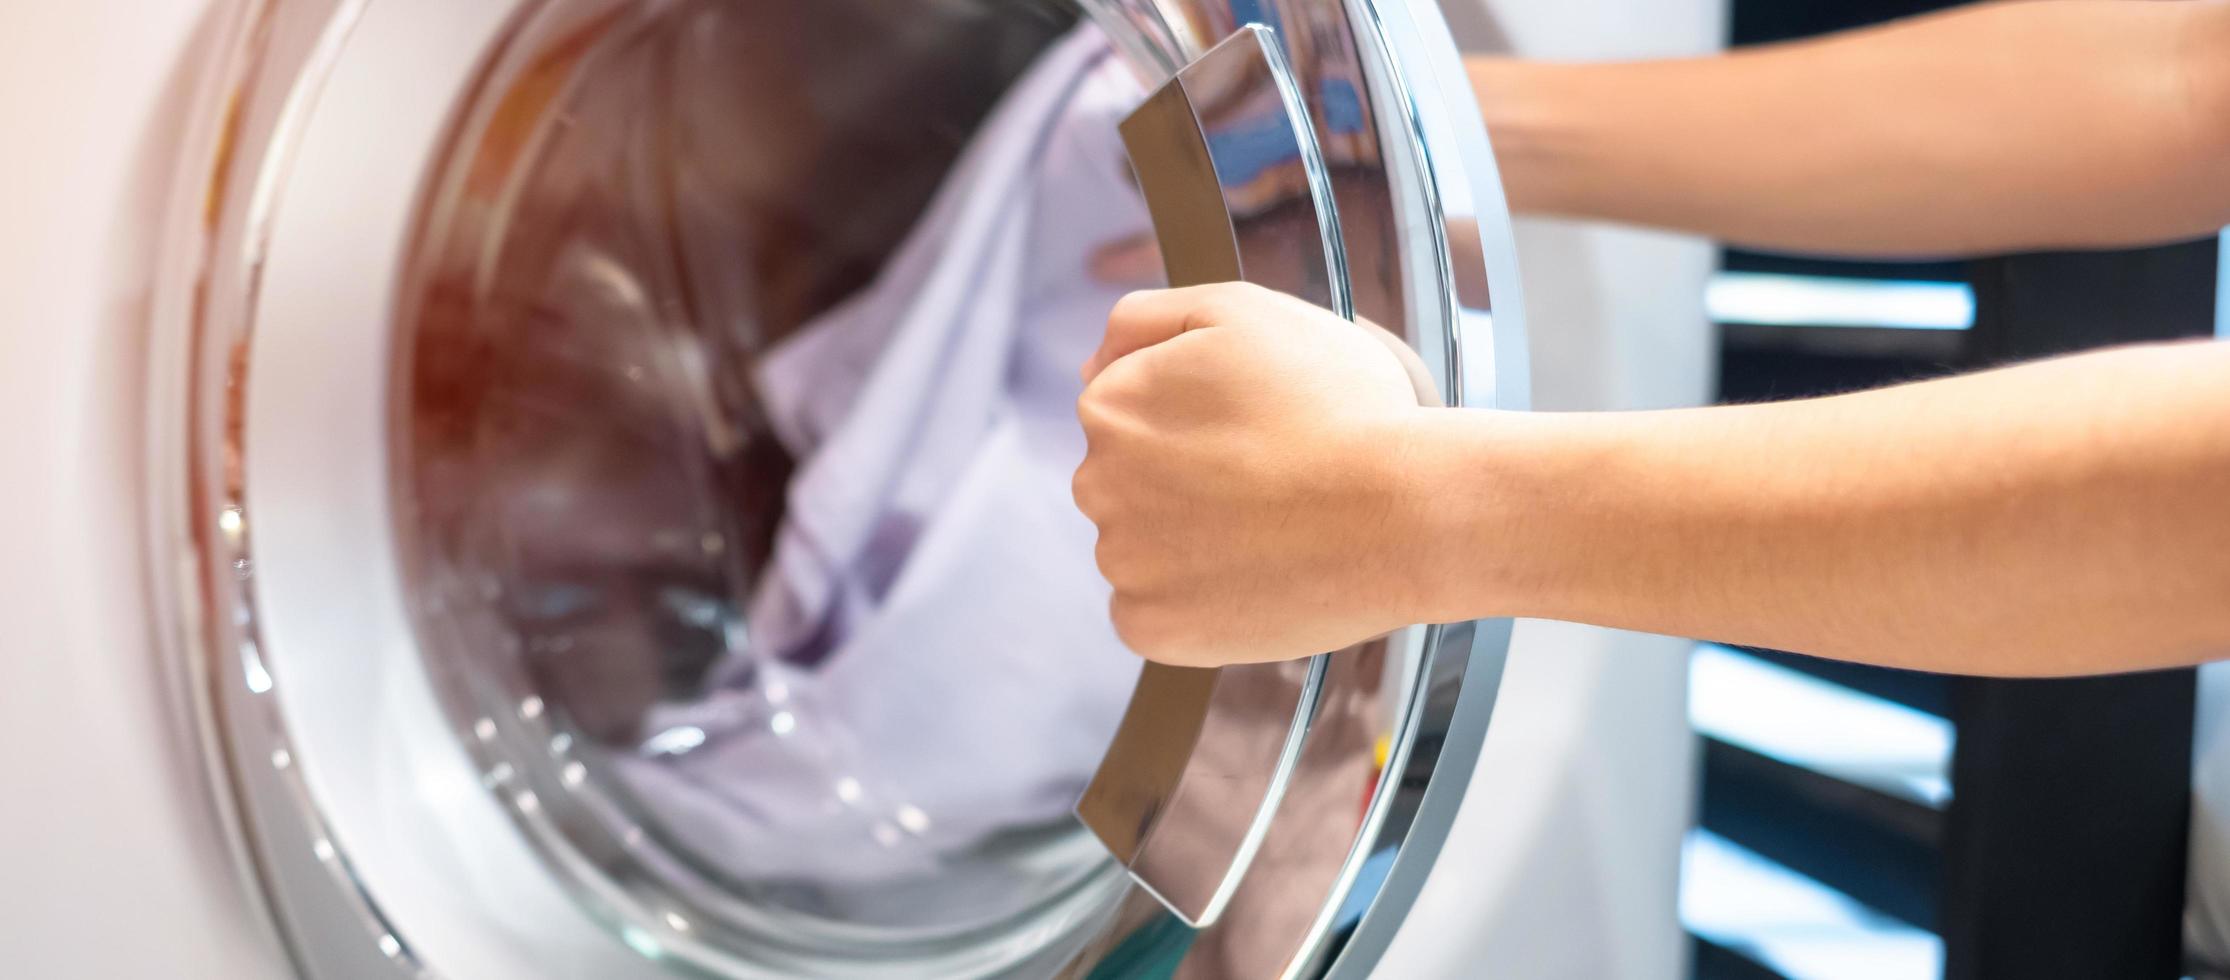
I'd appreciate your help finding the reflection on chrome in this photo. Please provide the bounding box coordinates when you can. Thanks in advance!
[158,0,1521,976]
[1079,24,1348,930]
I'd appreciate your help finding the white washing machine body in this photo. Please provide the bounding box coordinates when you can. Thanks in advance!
[0,4,295,978]
[1381,4,1726,978]
[0,2,1577,978]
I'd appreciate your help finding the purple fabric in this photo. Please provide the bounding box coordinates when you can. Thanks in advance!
[615,28,1155,887]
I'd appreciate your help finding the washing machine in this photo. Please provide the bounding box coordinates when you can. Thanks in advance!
[2,0,1547,977]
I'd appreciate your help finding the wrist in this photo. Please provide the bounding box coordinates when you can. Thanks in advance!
[1374,407,1584,626]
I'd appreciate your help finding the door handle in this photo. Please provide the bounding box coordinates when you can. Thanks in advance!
[1075,23,1351,929]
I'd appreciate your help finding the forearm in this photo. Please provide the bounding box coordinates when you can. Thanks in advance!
[1404,341,2230,676]
[1472,0,2230,256]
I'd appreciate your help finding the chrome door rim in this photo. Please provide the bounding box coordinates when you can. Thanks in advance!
[144,1,1529,977]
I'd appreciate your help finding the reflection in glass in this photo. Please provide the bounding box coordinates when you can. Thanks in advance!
[397,0,1157,967]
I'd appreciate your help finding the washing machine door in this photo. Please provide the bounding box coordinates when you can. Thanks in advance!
[147,1,1527,978]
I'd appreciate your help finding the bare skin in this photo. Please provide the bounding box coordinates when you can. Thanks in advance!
[1073,1,2230,677]
[1076,285,2230,676]
[1472,0,2230,255]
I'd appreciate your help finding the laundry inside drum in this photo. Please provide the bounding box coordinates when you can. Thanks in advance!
[392,0,1164,971]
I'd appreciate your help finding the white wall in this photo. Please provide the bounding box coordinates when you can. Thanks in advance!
[1376,1,1727,976]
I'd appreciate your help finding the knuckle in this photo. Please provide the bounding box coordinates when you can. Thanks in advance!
[1081,360,1156,419]
[1199,280,1265,304]
[1202,280,1277,317]
[1071,464,1105,518]
[1110,595,1198,664]
[1106,290,1165,335]
[1187,284,1244,322]
[1112,288,1160,315]
[1075,386,1119,432]
[1108,597,1162,656]
[1095,351,1149,391]
[1092,531,1151,592]
[1091,531,1121,577]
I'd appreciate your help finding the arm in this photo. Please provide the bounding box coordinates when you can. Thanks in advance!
[1074,284,2230,677]
[1471,0,2230,256]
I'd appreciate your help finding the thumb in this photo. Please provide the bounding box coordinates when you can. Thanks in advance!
[1082,283,1256,383]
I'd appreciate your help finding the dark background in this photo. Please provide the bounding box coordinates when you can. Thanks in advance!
[1688,2,2218,979]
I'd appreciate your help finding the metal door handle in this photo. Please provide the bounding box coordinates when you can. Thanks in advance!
[1075,23,1351,929]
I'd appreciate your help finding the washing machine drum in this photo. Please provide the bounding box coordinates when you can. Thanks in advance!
[151,1,1527,977]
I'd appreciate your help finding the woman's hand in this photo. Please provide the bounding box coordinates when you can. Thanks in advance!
[1072,283,1440,667]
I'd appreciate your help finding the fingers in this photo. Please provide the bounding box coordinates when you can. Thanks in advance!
[1084,286,1212,384]
[1082,282,1293,384]
[1107,594,1180,664]
[1354,316,1443,407]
